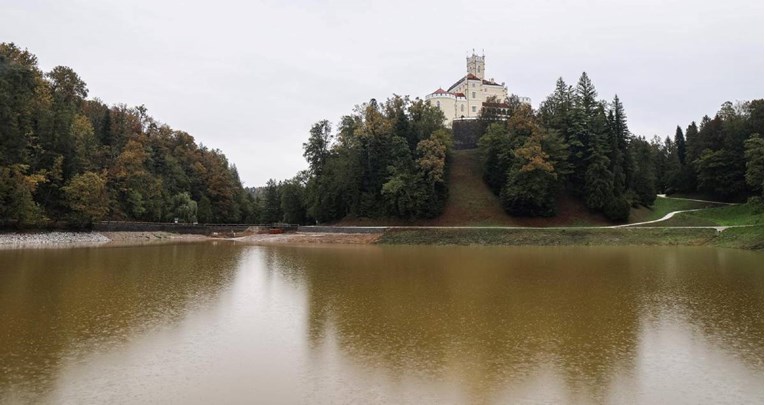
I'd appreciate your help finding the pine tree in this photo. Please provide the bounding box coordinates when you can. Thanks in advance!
[674,126,686,164]
[607,95,630,194]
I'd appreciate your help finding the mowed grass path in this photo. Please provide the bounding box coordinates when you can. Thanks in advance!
[433,149,514,226]
[430,149,609,227]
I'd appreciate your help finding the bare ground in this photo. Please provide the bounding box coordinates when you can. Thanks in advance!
[234,232,380,246]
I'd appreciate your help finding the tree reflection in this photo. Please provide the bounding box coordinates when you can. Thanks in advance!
[0,242,245,402]
[267,245,762,403]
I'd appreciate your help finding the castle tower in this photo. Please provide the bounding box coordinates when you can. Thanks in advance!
[466,52,485,80]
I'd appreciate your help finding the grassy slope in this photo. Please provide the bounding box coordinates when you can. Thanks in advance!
[377,193,764,250]
[650,201,764,227]
[627,197,720,223]
[378,226,763,250]
[378,228,717,247]
[429,149,516,226]
[436,149,614,226]
[335,148,610,227]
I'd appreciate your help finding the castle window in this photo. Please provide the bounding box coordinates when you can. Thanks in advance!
[472,106,477,112]
[436,101,440,107]
[461,105,464,112]
[472,92,476,98]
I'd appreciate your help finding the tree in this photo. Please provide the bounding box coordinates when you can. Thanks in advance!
[62,171,109,226]
[478,122,513,195]
[280,175,307,224]
[0,165,46,226]
[744,134,763,196]
[261,179,282,223]
[303,120,333,176]
[584,153,614,211]
[500,131,558,216]
[0,43,256,225]
[674,126,686,164]
[170,192,198,223]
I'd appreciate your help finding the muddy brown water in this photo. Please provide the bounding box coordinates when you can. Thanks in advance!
[0,243,761,404]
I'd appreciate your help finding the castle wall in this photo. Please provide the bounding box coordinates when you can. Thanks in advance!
[427,96,457,126]
[428,53,512,125]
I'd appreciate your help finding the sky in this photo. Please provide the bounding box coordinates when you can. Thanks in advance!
[2,0,763,187]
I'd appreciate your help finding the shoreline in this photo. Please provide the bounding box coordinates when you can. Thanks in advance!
[0,226,761,250]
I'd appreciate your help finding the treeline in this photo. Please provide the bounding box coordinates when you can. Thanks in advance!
[479,73,763,220]
[653,101,763,199]
[0,43,257,226]
[254,96,451,224]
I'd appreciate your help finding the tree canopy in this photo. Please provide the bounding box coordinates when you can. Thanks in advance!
[0,43,256,227]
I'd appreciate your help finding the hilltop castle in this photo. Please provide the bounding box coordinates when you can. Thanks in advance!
[426,52,530,126]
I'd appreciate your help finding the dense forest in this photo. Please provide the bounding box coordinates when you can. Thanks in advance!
[0,43,258,227]
[259,73,762,225]
[254,97,451,224]
[3,43,760,227]
[478,73,763,220]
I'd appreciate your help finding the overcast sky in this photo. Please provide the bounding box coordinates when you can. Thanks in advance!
[2,0,763,186]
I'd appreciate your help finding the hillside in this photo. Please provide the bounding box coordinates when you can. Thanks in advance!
[428,149,612,226]
[338,149,748,227]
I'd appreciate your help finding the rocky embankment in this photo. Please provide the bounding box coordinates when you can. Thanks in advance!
[0,231,210,249]
[0,232,111,248]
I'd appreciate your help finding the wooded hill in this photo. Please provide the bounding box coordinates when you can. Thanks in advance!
[262,73,762,224]
[479,73,763,221]
[0,43,258,227]
[2,43,760,227]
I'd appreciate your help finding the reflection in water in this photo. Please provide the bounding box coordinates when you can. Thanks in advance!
[276,245,762,404]
[0,242,244,403]
[0,243,761,404]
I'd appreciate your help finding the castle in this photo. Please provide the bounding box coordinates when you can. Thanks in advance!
[426,52,530,126]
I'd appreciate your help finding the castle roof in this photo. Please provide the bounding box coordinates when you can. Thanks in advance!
[429,88,466,98]
[447,75,503,92]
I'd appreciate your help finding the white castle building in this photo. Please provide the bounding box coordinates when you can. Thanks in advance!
[426,52,530,126]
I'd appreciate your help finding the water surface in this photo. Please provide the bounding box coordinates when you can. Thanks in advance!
[0,243,761,404]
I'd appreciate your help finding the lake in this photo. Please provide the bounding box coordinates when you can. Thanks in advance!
[0,243,761,404]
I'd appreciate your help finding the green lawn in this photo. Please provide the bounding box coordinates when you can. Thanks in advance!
[657,200,763,227]
[713,226,764,250]
[628,197,721,223]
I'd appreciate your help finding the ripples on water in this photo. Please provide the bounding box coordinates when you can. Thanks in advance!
[0,243,761,404]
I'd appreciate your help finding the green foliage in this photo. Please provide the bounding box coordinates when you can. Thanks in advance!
[280,175,307,224]
[171,192,198,223]
[303,120,333,176]
[295,95,450,223]
[674,126,686,164]
[0,165,46,226]
[500,164,557,217]
[0,43,255,226]
[261,179,283,223]
[62,171,108,226]
[478,122,513,194]
[628,137,658,206]
[744,134,763,195]
[584,153,614,211]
